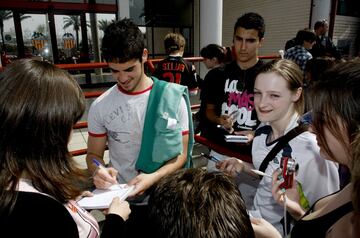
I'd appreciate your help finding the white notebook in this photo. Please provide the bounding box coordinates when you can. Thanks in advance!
[225,135,249,143]
[78,184,135,210]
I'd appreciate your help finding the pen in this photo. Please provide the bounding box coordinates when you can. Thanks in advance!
[92,158,118,183]
[92,158,107,170]
[201,153,221,163]
[250,169,272,178]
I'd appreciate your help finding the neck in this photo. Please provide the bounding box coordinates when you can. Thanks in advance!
[237,57,258,70]
[137,74,153,91]
[270,110,298,140]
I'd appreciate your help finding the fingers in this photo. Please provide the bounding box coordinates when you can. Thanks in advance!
[108,197,132,221]
[93,168,118,189]
[217,158,242,176]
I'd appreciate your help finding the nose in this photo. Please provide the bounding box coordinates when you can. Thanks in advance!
[257,95,268,107]
[114,71,127,82]
[240,40,246,50]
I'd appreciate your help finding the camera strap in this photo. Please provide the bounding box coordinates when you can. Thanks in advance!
[258,124,309,177]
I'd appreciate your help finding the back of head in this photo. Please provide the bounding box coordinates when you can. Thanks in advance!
[310,60,360,159]
[314,19,328,31]
[305,57,336,83]
[149,168,255,238]
[101,18,145,63]
[234,12,265,39]
[164,32,185,54]
[257,59,304,114]
[200,44,225,63]
[0,59,86,211]
[295,28,316,45]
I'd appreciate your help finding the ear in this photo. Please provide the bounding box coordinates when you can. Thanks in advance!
[258,37,265,48]
[292,87,302,102]
[142,48,148,62]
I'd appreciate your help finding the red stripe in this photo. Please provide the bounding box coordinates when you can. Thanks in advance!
[88,132,106,137]
[117,84,153,95]
[182,130,189,136]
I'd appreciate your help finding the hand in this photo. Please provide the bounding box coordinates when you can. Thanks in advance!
[75,190,93,202]
[93,167,118,189]
[251,217,282,238]
[127,172,158,197]
[107,197,131,221]
[234,130,255,143]
[216,157,245,177]
[271,169,305,220]
[219,115,234,133]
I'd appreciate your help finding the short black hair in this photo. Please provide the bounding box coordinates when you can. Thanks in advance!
[295,28,316,45]
[234,12,265,39]
[200,44,225,63]
[101,18,145,63]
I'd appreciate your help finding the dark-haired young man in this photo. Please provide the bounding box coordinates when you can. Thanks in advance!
[201,12,265,151]
[85,18,194,237]
[285,28,316,72]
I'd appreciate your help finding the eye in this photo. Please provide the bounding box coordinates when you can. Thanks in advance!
[253,91,261,96]
[124,66,135,72]
[247,39,257,43]
[110,68,119,73]
[270,94,280,98]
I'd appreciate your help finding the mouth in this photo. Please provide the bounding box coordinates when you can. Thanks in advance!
[118,79,131,87]
[258,108,272,114]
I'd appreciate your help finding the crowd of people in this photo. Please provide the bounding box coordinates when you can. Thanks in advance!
[0,10,359,238]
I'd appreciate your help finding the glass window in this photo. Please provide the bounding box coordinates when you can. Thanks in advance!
[337,0,360,17]
[21,13,53,62]
[0,10,17,62]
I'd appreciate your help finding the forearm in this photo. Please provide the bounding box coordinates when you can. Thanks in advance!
[86,152,105,174]
[151,153,187,183]
[205,105,222,124]
[287,201,306,220]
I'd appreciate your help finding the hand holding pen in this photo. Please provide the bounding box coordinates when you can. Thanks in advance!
[218,110,239,133]
[92,158,118,189]
[201,153,271,178]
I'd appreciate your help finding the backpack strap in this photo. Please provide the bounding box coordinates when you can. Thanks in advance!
[258,124,309,175]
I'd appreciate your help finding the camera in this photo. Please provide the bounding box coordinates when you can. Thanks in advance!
[279,157,299,189]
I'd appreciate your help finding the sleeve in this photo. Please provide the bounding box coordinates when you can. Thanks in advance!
[178,96,189,135]
[186,61,199,90]
[101,214,126,238]
[87,100,107,137]
[203,69,224,105]
[294,133,340,205]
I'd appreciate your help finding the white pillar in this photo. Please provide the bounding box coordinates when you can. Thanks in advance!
[118,0,130,19]
[311,0,331,29]
[200,0,222,47]
[199,0,223,78]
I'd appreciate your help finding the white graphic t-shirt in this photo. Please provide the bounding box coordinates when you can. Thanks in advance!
[88,84,189,184]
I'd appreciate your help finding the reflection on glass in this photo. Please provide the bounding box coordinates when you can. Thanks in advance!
[21,14,53,62]
[0,10,18,65]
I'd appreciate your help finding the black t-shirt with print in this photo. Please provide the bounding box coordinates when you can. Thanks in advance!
[203,60,264,132]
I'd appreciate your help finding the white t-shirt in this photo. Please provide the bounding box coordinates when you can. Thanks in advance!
[88,84,189,183]
[252,115,340,235]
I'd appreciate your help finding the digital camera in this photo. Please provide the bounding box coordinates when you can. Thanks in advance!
[279,157,299,189]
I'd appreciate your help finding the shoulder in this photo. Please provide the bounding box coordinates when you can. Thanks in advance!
[2,191,78,237]
[92,85,118,105]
